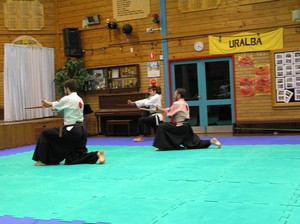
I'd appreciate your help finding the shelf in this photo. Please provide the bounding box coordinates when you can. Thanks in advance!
[86,64,140,93]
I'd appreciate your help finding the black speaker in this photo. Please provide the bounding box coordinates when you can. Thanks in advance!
[63,28,82,57]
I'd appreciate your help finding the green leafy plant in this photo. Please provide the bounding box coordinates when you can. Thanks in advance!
[54,59,89,96]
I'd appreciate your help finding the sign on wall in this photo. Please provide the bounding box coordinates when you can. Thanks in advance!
[113,0,150,21]
[3,0,44,31]
[147,61,160,78]
[209,28,283,55]
[178,0,222,12]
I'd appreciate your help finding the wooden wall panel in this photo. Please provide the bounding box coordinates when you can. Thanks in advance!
[0,0,300,137]
[53,0,162,135]
[166,0,299,37]
[55,0,161,68]
[164,0,300,124]
[0,0,58,115]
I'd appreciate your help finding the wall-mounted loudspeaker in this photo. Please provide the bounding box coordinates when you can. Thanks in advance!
[63,28,82,57]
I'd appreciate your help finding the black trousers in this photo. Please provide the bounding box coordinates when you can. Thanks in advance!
[137,115,161,136]
[152,122,211,150]
[32,125,98,165]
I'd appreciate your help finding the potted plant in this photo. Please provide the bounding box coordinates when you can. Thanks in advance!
[54,58,89,96]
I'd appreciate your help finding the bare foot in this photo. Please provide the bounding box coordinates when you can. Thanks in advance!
[210,138,222,149]
[97,150,105,164]
[34,161,46,166]
[133,137,144,142]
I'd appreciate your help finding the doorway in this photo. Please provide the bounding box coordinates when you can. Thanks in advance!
[170,57,234,134]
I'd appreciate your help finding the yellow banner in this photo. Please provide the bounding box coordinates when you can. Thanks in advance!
[209,28,283,55]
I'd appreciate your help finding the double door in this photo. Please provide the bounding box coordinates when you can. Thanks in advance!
[170,57,234,134]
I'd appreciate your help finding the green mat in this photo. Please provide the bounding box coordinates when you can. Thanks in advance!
[0,145,300,224]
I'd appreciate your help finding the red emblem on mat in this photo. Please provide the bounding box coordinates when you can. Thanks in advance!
[79,102,83,109]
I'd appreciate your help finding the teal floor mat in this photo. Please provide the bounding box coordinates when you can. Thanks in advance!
[0,144,300,224]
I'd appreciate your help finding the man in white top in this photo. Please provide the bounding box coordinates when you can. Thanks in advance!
[32,79,105,166]
[128,86,163,142]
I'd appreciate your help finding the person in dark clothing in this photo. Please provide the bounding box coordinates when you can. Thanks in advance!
[128,86,163,142]
[153,88,222,150]
[32,79,105,166]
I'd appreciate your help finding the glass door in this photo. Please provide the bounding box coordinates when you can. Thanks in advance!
[170,57,234,134]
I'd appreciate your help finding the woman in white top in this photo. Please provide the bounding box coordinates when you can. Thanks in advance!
[128,86,163,142]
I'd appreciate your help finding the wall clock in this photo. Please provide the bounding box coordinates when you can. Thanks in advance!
[194,41,204,51]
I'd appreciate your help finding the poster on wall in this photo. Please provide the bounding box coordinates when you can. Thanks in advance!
[295,52,300,63]
[274,50,300,103]
[295,89,300,101]
[240,76,255,96]
[147,61,160,77]
[88,69,106,90]
[276,77,284,90]
[4,0,44,30]
[178,0,222,12]
[113,0,150,21]
[254,64,271,95]
[238,55,254,66]
[238,54,271,96]
[276,89,284,102]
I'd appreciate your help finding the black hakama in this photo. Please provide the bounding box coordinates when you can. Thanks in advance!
[152,122,211,150]
[32,125,98,165]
